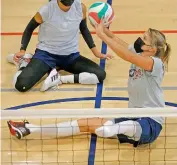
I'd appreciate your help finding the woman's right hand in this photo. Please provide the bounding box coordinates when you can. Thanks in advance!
[14,50,25,63]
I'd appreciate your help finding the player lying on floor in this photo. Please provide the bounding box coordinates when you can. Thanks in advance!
[7,114,162,148]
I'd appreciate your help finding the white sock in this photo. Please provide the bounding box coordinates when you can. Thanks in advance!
[60,73,99,84]
[60,75,74,84]
[26,120,80,138]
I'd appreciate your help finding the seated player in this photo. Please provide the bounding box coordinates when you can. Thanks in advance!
[7,0,113,92]
[7,27,171,147]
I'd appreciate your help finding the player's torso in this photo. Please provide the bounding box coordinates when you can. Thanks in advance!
[38,0,83,55]
[128,64,165,108]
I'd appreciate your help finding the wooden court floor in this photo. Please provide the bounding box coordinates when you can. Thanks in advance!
[1,0,177,164]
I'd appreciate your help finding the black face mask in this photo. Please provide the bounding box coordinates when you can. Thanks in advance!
[134,37,145,53]
[60,0,74,6]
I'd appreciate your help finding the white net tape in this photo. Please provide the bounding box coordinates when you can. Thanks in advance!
[1,107,177,119]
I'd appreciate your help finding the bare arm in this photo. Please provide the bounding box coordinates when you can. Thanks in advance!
[34,12,43,24]
[99,32,153,71]
[103,28,129,48]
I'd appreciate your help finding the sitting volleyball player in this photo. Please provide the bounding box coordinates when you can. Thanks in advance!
[7,27,171,146]
[7,0,113,92]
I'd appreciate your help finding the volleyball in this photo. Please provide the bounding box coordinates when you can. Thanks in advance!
[88,2,114,27]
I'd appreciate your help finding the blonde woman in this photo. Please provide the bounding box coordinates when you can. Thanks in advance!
[7,26,170,147]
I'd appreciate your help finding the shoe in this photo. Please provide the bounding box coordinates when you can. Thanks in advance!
[7,53,18,65]
[7,53,32,69]
[7,120,30,139]
[40,69,62,92]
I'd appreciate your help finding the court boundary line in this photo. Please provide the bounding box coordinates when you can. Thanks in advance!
[4,97,177,110]
[1,30,177,36]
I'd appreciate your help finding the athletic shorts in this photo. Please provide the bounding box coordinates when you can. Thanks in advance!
[114,117,162,147]
[33,48,80,69]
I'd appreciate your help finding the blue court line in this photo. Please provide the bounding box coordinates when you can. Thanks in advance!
[5,97,95,110]
[4,97,177,110]
[89,42,108,165]
[0,87,94,92]
[88,43,108,165]
[94,42,108,108]
[89,0,113,164]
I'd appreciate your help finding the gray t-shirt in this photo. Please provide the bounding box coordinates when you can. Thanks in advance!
[37,0,83,55]
[128,44,165,125]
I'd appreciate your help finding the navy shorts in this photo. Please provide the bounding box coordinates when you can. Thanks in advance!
[33,49,80,69]
[114,117,162,147]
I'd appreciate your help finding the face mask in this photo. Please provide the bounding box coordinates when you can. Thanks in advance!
[134,37,145,53]
[60,0,74,6]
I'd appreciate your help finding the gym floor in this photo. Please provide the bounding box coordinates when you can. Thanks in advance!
[1,0,177,164]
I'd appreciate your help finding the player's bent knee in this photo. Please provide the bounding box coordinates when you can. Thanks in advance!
[15,76,32,92]
[94,69,106,82]
[98,70,106,82]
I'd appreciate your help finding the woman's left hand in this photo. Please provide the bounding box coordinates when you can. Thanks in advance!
[101,53,114,60]
[91,47,114,60]
[95,52,114,60]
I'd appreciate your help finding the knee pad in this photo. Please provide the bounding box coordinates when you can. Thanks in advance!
[79,72,99,84]
[95,120,116,138]
[95,120,142,140]
[118,120,142,141]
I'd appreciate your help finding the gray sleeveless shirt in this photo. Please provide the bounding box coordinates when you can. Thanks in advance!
[37,0,83,55]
